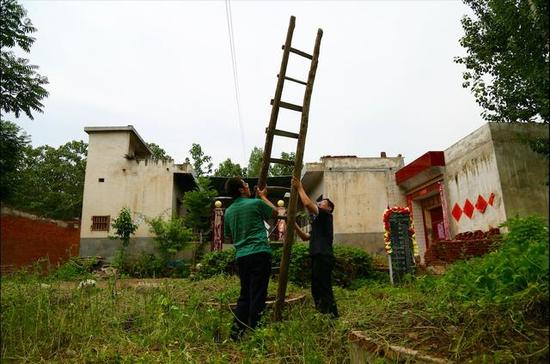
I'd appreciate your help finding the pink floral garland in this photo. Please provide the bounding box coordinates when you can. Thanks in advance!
[383,206,418,255]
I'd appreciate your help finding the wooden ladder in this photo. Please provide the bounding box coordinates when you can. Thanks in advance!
[256,15,323,322]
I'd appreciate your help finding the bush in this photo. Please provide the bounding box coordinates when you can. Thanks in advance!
[148,216,193,259]
[333,245,374,287]
[50,257,98,280]
[421,216,549,313]
[273,244,374,288]
[194,249,237,280]
[196,243,375,288]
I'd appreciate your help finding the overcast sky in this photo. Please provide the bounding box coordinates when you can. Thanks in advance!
[14,0,483,168]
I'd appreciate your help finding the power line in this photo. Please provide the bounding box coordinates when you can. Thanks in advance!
[225,0,247,163]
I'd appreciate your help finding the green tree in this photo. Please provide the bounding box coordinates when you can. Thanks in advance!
[0,0,49,120]
[246,146,263,177]
[1,0,48,202]
[455,0,549,123]
[146,142,172,161]
[214,158,246,177]
[185,143,212,176]
[183,177,218,236]
[148,216,193,262]
[111,207,139,248]
[10,140,87,219]
[0,120,29,200]
[183,177,217,261]
[270,151,295,176]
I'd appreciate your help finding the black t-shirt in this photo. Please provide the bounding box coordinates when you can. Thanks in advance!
[309,208,334,256]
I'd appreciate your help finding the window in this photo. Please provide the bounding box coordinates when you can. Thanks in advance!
[91,216,110,231]
[98,178,105,182]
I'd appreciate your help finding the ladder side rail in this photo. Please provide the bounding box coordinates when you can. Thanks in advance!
[274,28,323,322]
[257,16,295,191]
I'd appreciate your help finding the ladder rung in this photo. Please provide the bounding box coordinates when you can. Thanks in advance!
[270,99,303,112]
[270,129,299,139]
[282,45,313,60]
[269,158,295,166]
[278,74,307,86]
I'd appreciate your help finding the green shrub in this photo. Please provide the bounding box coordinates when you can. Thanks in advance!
[50,257,97,280]
[194,249,237,280]
[195,244,375,287]
[273,243,374,288]
[148,216,193,260]
[272,243,311,287]
[422,216,549,313]
[333,245,374,287]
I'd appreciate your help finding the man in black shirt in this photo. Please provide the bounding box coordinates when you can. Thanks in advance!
[292,176,339,318]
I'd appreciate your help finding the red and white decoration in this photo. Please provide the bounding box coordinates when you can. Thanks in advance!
[383,206,418,256]
[452,192,496,222]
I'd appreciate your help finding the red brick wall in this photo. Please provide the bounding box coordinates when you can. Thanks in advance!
[424,229,501,266]
[0,208,80,273]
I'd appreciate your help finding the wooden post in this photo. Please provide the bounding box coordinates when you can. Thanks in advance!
[273,28,323,322]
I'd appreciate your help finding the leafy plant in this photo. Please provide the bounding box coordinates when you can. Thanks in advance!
[148,216,193,261]
[6,140,87,219]
[111,208,138,248]
[214,158,246,177]
[0,0,49,120]
[184,143,212,176]
[455,0,549,123]
[183,177,217,262]
[193,249,237,280]
[422,215,549,311]
[146,142,172,161]
[0,120,29,201]
[50,257,98,281]
[196,243,376,288]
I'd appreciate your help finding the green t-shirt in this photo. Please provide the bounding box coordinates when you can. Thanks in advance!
[224,197,274,259]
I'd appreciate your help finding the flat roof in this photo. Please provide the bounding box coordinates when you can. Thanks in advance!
[84,125,152,156]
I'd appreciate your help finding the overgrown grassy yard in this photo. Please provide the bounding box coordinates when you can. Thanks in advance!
[1,217,548,363]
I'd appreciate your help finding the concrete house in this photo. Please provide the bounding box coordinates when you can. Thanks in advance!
[395,122,548,264]
[300,122,548,263]
[79,126,196,260]
[79,122,548,265]
[301,155,405,254]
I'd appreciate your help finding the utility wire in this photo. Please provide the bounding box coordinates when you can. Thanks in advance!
[225,0,247,163]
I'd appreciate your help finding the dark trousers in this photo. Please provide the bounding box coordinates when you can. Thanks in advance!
[311,254,339,318]
[231,252,272,337]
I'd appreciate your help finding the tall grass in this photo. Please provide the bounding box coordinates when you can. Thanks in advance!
[1,216,548,362]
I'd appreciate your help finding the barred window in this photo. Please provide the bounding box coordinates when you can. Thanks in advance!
[91,216,110,231]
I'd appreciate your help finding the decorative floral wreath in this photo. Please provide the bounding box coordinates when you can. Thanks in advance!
[383,206,418,256]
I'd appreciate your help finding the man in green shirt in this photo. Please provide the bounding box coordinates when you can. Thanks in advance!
[224,177,277,340]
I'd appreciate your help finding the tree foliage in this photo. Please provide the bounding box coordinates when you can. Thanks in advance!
[110,207,139,248]
[182,177,217,236]
[270,151,295,176]
[0,120,29,200]
[456,0,549,123]
[185,143,212,176]
[214,158,246,177]
[148,216,193,259]
[246,147,295,177]
[9,140,87,220]
[246,146,263,177]
[0,0,49,120]
[146,142,171,162]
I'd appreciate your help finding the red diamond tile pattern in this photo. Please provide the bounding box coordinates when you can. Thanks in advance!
[451,203,463,222]
[488,192,495,206]
[463,199,475,218]
[475,195,488,213]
